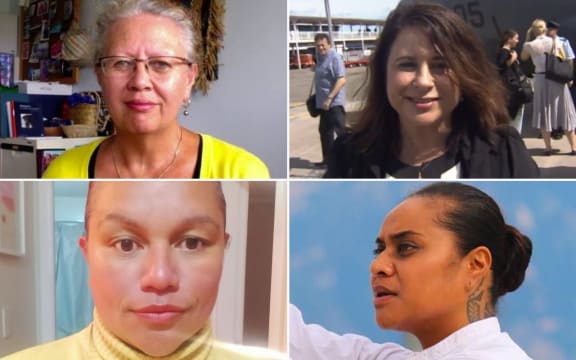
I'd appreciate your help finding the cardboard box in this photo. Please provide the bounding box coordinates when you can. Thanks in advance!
[18,81,73,95]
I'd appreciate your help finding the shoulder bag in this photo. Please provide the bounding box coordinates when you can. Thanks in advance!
[306,77,320,118]
[513,67,534,104]
[545,41,573,84]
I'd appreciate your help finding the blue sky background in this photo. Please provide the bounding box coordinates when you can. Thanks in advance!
[289,0,401,19]
[290,181,576,360]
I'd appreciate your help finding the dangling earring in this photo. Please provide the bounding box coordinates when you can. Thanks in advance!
[183,99,191,116]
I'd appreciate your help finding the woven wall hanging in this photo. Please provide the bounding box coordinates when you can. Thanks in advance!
[175,0,225,95]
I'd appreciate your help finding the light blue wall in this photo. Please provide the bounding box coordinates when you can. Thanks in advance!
[53,182,87,222]
[54,196,85,223]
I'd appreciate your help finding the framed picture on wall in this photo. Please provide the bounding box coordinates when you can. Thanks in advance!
[0,182,25,257]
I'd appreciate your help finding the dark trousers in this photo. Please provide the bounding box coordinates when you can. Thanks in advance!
[318,105,346,163]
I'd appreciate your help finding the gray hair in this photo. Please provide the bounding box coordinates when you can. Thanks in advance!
[94,0,196,63]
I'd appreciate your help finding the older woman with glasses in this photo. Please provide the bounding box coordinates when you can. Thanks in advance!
[43,0,269,179]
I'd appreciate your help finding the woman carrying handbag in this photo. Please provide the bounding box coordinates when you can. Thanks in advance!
[497,30,533,134]
[521,19,576,155]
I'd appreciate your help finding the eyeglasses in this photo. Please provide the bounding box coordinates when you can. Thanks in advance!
[96,56,192,78]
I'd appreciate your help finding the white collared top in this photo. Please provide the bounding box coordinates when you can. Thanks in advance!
[290,304,532,360]
[406,317,532,360]
[290,304,412,360]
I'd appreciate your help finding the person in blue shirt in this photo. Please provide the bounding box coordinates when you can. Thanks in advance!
[547,21,576,108]
[546,21,576,138]
[313,33,347,167]
[546,21,575,63]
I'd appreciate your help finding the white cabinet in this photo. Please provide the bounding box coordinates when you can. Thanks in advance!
[0,137,101,178]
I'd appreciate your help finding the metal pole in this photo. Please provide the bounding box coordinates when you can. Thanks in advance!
[293,21,302,69]
[361,24,365,54]
[323,0,335,44]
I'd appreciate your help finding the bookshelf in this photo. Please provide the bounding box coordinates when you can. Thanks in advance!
[19,0,82,84]
[0,92,67,137]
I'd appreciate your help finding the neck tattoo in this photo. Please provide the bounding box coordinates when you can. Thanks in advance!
[112,127,183,178]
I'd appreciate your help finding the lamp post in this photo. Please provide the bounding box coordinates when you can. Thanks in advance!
[323,0,335,44]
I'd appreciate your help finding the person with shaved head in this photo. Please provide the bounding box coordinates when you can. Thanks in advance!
[3,181,285,360]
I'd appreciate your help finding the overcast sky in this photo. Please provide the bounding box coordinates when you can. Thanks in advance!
[289,0,401,20]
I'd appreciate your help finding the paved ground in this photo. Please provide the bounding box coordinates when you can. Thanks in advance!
[289,67,576,178]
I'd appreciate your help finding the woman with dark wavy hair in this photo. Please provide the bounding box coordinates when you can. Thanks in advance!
[325,2,538,178]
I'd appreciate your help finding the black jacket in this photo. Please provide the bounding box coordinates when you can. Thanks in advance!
[325,126,540,178]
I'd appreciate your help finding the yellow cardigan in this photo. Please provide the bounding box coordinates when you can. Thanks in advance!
[42,134,270,179]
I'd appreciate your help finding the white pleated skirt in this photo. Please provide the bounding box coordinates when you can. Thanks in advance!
[531,73,576,131]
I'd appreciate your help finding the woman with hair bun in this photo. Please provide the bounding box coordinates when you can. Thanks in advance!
[291,182,533,359]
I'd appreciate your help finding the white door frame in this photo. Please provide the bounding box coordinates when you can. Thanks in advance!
[268,181,287,351]
[30,181,55,344]
[212,182,249,344]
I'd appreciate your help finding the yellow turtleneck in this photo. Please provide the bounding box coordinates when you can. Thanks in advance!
[91,311,213,360]
[1,312,286,360]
